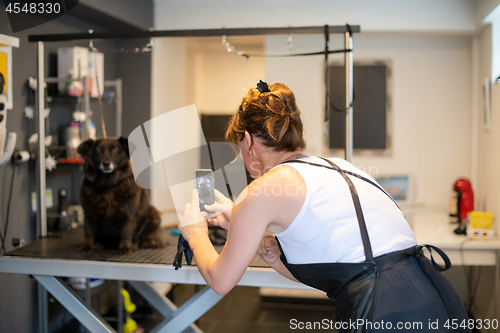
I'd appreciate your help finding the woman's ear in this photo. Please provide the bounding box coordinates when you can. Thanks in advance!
[247,133,265,159]
[243,132,252,150]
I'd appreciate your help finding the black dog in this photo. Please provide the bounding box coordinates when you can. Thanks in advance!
[78,137,167,255]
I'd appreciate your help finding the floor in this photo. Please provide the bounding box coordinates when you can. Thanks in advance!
[165,285,340,333]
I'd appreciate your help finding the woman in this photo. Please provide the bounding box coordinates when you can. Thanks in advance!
[179,81,470,332]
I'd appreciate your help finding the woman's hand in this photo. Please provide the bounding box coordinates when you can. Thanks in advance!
[178,189,209,245]
[204,189,234,230]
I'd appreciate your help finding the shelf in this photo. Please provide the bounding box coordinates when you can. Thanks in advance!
[47,95,79,104]
[58,157,83,164]
[47,94,115,104]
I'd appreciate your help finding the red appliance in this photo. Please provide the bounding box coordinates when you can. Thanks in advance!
[450,178,474,234]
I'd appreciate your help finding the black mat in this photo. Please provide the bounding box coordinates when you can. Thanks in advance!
[5,227,269,268]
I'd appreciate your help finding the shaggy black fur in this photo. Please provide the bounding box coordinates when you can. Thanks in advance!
[78,137,167,255]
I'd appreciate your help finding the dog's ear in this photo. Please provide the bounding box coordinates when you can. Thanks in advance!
[118,137,129,158]
[77,139,95,156]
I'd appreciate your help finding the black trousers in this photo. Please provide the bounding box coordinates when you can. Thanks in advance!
[369,256,469,332]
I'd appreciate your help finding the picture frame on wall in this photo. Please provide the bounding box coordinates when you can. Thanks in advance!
[0,46,13,110]
[375,174,413,205]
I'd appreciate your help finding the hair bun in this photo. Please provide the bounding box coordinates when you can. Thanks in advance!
[226,82,306,152]
[266,83,298,118]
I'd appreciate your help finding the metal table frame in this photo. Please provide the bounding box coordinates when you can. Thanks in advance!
[0,255,311,333]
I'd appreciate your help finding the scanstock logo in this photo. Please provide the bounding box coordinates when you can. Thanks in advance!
[3,0,79,33]
[128,105,248,226]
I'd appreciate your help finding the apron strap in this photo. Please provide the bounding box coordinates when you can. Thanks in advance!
[283,158,400,209]
[417,244,452,271]
[320,158,375,263]
[282,158,375,263]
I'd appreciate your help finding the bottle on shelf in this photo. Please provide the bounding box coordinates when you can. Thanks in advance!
[65,122,81,159]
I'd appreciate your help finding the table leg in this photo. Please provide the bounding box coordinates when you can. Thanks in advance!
[128,281,203,333]
[86,278,91,305]
[37,282,48,333]
[118,280,124,333]
[33,275,116,333]
[147,285,224,333]
[85,278,92,333]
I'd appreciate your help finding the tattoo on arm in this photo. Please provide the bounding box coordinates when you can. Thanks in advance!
[258,236,280,265]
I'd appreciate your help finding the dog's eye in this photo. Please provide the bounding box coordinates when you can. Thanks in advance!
[110,146,118,153]
[98,146,105,154]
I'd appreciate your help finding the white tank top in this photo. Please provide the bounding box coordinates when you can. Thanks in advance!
[273,156,417,264]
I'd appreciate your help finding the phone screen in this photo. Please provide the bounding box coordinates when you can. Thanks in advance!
[194,169,215,211]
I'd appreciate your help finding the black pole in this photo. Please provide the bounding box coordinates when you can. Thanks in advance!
[324,25,330,124]
[29,25,360,42]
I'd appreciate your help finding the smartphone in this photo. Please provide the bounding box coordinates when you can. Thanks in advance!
[194,169,215,211]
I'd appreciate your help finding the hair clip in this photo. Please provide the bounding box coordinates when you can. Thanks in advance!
[256,80,271,93]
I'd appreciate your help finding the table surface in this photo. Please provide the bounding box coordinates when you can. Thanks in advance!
[2,227,267,267]
[411,212,500,250]
[0,226,310,289]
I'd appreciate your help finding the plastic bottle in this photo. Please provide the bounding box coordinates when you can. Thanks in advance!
[65,122,81,158]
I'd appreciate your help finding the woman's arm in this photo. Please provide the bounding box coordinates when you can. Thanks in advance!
[257,231,299,282]
[205,192,299,282]
[179,166,305,294]
[183,185,270,294]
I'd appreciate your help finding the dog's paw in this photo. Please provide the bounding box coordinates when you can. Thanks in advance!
[80,245,94,256]
[139,232,168,249]
[119,246,133,255]
[118,241,135,255]
[140,235,167,248]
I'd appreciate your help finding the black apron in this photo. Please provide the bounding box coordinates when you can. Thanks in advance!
[276,158,470,332]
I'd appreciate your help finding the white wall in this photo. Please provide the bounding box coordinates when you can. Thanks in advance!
[150,37,265,225]
[476,25,500,229]
[151,37,198,226]
[152,4,499,209]
[151,38,190,114]
[187,37,266,114]
[154,0,475,33]
[468,23,500,321]
[154,0,476,212]
[264,33,472,208]
[474,81,500,319]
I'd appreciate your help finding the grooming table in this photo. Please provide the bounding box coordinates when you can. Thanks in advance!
[0,227,309,333]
